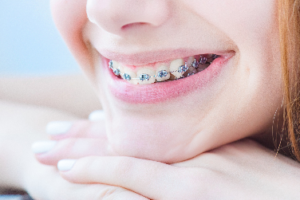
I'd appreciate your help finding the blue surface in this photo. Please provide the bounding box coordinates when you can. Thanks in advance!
[0,196,22,200]
[0,0,80,75]
[0,195,33,200]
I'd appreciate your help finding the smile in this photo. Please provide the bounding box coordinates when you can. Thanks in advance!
[108,54,219,85]
[103,51,234,104]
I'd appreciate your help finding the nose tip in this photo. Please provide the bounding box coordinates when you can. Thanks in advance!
[87,0,170,34]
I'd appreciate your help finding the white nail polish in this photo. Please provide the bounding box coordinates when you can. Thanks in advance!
[58,159,77,171]
[88,110,106,121]
[31,141,57,154]
[46,121,72,135]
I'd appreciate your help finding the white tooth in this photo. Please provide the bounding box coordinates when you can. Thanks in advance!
[185,57,196,74]
[137,67,156,84]
[156,64,170,82]
[123,67,139,85]
[111,60,119,69]
[117,63,125,77]
[187,56,194,67]
[170,59,184,78]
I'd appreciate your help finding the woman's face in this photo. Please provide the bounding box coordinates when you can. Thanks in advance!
[51,0,282,163]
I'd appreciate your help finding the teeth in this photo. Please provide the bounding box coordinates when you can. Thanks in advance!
[110,61,122,76]
[170,59,185,79]
[113,68,120,76]
[185,70,197,77]
[184,65,197,77]
[178,63,189,73]
[123,67,138,84]
[137,68,156,84]
[212,54,219,59]
[192,58,199,69]
[187,56,194,67]
[109,60,113,69]
[199,56,208,64]
[110,60,118,69]
[108,54,217,84]
[156,64,170,82]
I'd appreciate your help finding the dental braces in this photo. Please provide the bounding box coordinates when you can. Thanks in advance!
[109,55,217,82]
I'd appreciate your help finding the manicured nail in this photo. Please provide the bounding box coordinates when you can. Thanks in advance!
[58,159,77,171]
[31,141,57,154]
[88,110,106,121]
[46,121,72,135]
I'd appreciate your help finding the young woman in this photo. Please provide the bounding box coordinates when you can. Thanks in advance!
[2,0,300,199]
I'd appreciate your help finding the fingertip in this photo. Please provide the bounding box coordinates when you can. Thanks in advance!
[88,110,106,121]
[58,159,77,172]
[31,141,57,154]
[46,121,73,135]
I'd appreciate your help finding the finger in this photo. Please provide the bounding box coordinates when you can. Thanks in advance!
[88,110,106,121]
[32,138,113,165]
[33,169,149,200]
[46,120,106,140]
[54,181,149,200]
[58,156,190,200]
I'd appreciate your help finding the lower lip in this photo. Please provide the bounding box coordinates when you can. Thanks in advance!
[104,54,233,104]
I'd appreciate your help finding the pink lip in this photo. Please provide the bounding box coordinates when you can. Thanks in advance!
[105,52,234,104]
[100,49,232,65]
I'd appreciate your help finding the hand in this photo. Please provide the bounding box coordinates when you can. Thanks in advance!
[33,111,300,199]
[23,156,148,200]
[56,140,300,200]
[27,110,148,199]
[33,113,113,165]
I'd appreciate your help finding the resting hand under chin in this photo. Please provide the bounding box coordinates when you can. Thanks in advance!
[33,113,192,165]
[56,140,300,200]
[32,119,300,199]
[32,118,112,166]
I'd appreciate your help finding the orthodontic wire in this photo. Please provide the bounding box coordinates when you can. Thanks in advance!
[109,56,215,82]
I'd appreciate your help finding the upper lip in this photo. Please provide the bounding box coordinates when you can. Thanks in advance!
[99,48,234,66]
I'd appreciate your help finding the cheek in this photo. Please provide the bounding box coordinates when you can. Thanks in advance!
[189,0,276,42]
[50,0,95,79]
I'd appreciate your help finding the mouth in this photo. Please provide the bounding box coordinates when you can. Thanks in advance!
[109,54,219,85]
[102,51,234,104]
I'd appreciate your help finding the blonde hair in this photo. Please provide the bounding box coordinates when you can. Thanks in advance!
[279,0,300,160]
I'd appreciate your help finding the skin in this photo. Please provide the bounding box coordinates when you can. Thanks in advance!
[17,0,299,198]
[0,2,296,197]
[34,120,300,199]
[59,139,300,200]
[51,0,283,163]
[0,101,147,199]
[0,75,101,117]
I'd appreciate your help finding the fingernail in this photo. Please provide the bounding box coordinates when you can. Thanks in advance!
[31,141,57,154]
[88,110,106,121]
[58,159,77,171]
[46,121,72,135]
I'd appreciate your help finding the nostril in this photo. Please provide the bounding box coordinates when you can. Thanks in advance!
[87,0,170,34]
[121,22,148,30]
